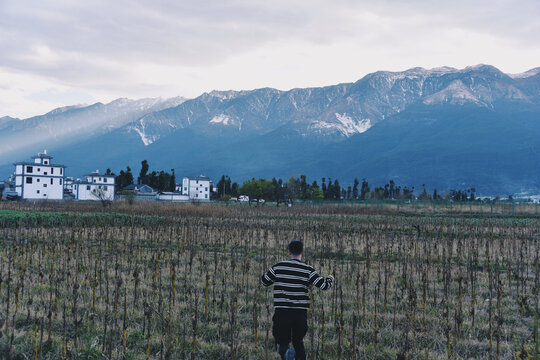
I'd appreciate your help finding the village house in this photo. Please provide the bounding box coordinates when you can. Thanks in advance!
[13,150,65,200]
[9,150,213,203]
[71,170,115,201]
[122,184,158,200]
[180,175,212,201]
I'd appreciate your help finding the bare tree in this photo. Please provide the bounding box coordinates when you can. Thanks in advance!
[91,188,113,207]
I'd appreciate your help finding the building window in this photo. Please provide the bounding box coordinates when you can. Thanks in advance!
[43,184,47,188]
[99,177,102,181]
[60,168,63,175]
[87,186,91,190]
[37,178,40,183]
[205,187,208,191]
[26,177,33,184]
[37,190,40,194]
[50,179,53,184]
[44,160,48,164]
[38,168,41,172]
[27,166,33,173]
[60,179,62,185]
[184,187,187,191]
[44,172,47,175]
[104,186,108,191]
[104,178,107,183]
[51,168,54,174]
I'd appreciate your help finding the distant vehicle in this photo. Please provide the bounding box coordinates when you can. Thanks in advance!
[229,197,238,202]
[238,195,249,202]
[258,199,265,204]
[250,198,258,203]
[5,191,19,201]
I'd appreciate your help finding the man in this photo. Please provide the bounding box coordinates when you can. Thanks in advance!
[261,240,334,360]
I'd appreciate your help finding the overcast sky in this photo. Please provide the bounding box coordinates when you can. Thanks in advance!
[1,0,539,118]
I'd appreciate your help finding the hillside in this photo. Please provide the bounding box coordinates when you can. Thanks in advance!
[1,65,539,195]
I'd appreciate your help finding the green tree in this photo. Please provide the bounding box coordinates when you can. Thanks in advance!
[352,178,359,199]
[311,187,324,200]
[286,176,300,200]
[389,180,395,199]
[418,184,431,200]
[299,175,308,200]
[157,171,170,192]
[216,175,232,198]
[138,160,149,184]
[333,179,341,199]
[326,178,333,199]
[360,178,370,200]
[148,171,159,189]
[231,182,239,197]
[383,183,390,199]
[169,169,176,192]
[115,166,134,192]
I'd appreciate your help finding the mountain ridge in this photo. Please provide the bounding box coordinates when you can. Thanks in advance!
[1,65,539,195]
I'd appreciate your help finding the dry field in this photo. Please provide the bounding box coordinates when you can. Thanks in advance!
[0,201,538,359]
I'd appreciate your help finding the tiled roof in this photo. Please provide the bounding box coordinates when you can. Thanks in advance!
[184,175,211,181]
[13,161,66,167]
[84,172,115,177]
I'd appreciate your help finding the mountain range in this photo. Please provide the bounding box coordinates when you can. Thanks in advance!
[1,64,539,195]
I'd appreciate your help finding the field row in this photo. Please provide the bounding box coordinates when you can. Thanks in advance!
[0,205,538,359]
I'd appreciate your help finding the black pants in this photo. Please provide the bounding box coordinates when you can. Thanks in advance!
[272,308,308,360]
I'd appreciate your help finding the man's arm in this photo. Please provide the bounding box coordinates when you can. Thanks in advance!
[260,266,276,286]
[308,270,334,290]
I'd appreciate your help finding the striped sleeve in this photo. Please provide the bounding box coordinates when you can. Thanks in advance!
[308,270,332,290]
[261,266,276,286]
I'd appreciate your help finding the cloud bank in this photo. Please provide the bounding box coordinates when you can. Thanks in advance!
[1,0,539,118]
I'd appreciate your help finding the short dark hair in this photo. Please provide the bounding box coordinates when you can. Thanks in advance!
[288,240,303,255]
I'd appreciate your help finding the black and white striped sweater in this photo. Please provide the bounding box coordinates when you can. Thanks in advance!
[261,259,333,310]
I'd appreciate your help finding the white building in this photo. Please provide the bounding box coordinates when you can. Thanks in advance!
[13,150,65,200]
[72,170,115,201]
[181,175,212,201]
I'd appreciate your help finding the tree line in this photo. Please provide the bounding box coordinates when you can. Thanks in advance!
[217,175,419,202]
[216,175,482,202]
[114,160,176,193]
[111,161,479,201]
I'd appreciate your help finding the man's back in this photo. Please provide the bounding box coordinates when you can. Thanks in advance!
[261,240,333,360]
[261,259,332,310]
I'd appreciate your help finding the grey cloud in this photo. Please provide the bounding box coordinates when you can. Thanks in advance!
[1,1,305,66]
[0,0,538,94]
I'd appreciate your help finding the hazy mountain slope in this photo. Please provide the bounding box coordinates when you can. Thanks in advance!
[1,65,539,195]
[320,103,540,194]
[0,97,186,164]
